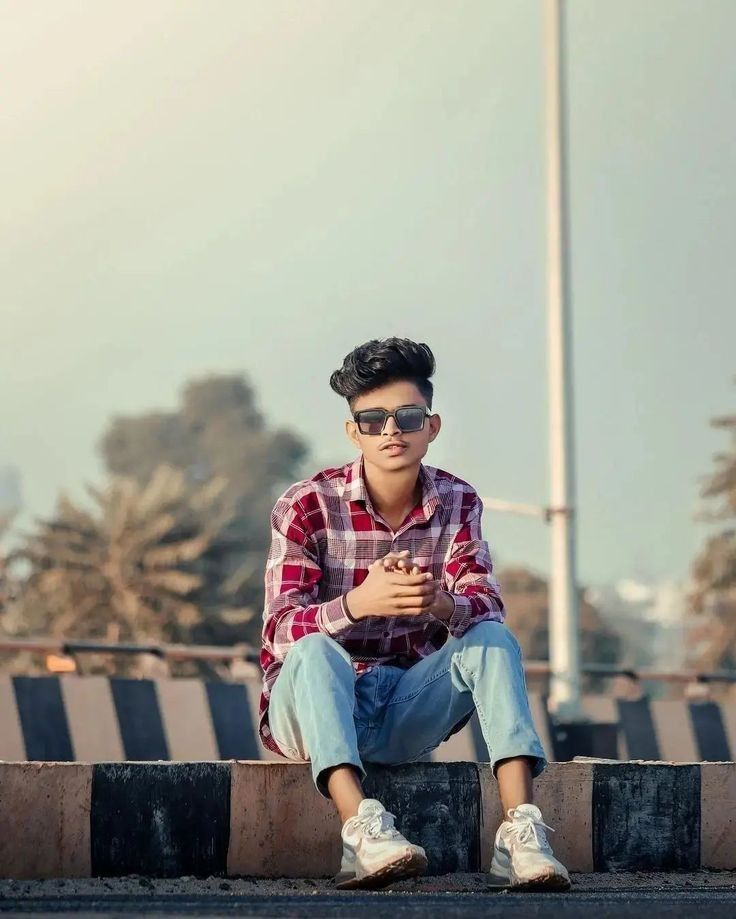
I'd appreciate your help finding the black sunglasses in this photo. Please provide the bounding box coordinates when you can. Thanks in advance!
[352,404,431,436]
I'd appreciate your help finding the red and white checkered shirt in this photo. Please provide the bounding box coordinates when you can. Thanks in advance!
[259,456,505,755]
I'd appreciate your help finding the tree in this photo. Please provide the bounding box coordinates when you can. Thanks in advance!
[98,374,308,648]
[0,515,39,675]
[0,374,308,676]
[497,566,621,692]
[0,515,18,617]
[690,392,736,672]
[101,375,306,538]
[6,466,253,675]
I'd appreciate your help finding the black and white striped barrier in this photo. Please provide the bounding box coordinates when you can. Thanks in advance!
[2,674,736,764]
[0,760,732,879]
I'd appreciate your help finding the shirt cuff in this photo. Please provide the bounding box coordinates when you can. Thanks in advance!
[317,594,355,637]
[445,592,473,638]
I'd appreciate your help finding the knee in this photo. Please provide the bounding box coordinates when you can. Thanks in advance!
[288,632,353,672]
[458,620,522,657]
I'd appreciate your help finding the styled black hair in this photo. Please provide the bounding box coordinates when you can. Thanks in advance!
[329,337,435,409]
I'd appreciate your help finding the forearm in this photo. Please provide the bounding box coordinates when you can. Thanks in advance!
[263,593,355,655]
[343,587,366,621]
[443,501,505,637]
[444,588,504,637]
[429,589,455,622]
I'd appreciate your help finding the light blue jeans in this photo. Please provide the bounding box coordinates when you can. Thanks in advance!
[268,620,547,796]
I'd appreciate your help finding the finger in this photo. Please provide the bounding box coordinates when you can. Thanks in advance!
[396,558,417,572]
[396,603,434,615]
[388,572,432,587]
[393,583,437,598]
[383,558,411,573]
[396,563,423,577]
[381,551,411,570]
[396,592,437,609]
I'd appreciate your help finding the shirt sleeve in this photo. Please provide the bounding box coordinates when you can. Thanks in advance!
[262,494,354,665]
[442,491,505,638]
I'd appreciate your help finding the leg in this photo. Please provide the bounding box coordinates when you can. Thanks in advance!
[325,766,365,824]
[269,635,427,888]
[368,622,567,889]
[366,620,547,781]
[269,634,428,888]
[443,623,544,817]
[452,624,568,889]
[496,756,535,816]
[268,633,366,815]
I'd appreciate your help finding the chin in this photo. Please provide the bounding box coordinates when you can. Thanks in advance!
[376,454,419,470]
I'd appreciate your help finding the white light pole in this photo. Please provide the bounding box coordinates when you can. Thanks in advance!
[543,0,582,720]
[481,1,583,721]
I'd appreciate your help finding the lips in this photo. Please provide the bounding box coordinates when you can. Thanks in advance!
[381,441,408,452]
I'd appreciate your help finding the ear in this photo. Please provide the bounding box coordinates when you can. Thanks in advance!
[345,419,362,450]
[427,413,441,444]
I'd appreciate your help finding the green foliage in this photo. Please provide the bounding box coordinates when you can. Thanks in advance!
[17,466,234,642]
[98,374,308,648]
[0,375,308,673]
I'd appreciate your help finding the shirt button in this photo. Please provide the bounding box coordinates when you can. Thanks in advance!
[383,631,390,638]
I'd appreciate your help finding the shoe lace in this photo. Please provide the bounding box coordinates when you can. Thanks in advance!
[353,808,401,840]
[505,810,555,852]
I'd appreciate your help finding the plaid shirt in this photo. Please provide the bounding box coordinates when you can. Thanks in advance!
[259,456,505,755]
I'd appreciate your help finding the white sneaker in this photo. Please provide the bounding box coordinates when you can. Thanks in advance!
[490,803,571,890]
[334,798,428,890]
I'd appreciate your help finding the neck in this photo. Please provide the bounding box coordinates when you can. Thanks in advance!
[362,457,422,518]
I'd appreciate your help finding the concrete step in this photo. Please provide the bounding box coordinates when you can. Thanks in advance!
[0,760,733,879]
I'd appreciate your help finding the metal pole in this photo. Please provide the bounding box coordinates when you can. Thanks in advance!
[543,0,582,719]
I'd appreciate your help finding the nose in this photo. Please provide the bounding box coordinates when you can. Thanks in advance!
[382,414,401,436]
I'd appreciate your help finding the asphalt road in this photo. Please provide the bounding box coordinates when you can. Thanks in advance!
[2,890,736,918]
[1,875,735,917]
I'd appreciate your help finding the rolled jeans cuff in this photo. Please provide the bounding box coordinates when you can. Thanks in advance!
[314,753,367,798]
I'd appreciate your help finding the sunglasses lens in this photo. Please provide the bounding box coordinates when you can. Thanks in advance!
[396,408,426,432]
[356,410,387,435]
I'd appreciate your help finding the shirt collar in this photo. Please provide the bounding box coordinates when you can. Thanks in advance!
[343,456,440,524]
[343,456,369,505]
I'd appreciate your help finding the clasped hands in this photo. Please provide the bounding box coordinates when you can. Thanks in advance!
[344,549,454,622]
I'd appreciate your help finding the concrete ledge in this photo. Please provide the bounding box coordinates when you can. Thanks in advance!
[701,762,736,869]
[0,762,91,878]
[228,762,339,877]
[0,761,734,879]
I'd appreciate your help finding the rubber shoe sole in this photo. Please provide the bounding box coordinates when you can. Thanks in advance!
[508,869,571,892]
[335,848,428,890]
[491,857,571,892]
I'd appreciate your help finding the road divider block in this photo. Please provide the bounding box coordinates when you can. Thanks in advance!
[0,760,732,878]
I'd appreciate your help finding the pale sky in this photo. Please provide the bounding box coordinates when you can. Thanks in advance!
[2,0,735,585]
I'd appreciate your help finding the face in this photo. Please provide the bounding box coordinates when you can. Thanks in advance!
[346,380,441,470]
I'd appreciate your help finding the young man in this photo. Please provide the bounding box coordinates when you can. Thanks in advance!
[260,338,570,891]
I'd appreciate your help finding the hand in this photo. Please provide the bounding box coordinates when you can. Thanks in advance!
[425,586,455,622]
[380,551,453,621]
[380,549,423,576]
[345,555,438,620]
